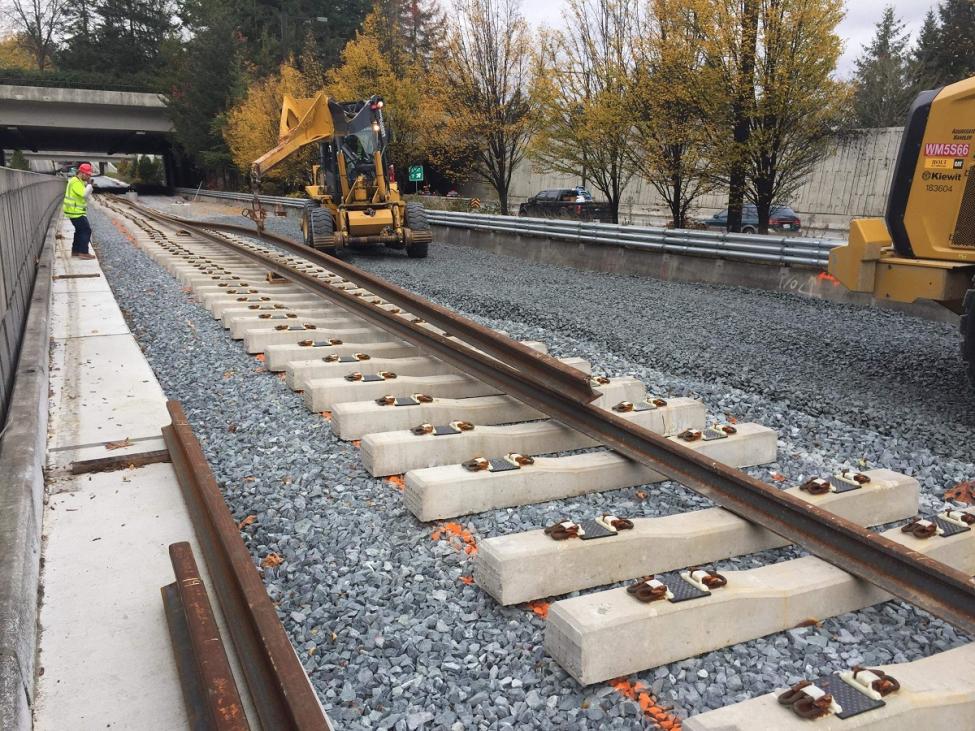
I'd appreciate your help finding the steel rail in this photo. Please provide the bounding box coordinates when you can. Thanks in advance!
[163,401,332,731]
[137,201,975,636]
[125,199,597,404]
[162,541,250,731]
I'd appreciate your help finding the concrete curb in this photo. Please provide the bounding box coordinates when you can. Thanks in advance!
[0,219,56,730]
[433,226,957,325]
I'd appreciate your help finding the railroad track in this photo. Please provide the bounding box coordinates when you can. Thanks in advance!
[98,195,975,729]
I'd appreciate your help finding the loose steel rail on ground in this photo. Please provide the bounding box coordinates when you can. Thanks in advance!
[173,187,840,268]
[127,198,975,639]
[163,400,332,731]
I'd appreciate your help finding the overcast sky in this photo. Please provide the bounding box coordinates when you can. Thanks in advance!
[521,0,938,79]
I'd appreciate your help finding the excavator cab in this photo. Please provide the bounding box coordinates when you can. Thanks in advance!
[251,93,431,258]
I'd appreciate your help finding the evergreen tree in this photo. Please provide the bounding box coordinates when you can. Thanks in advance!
[852,6,911,127]
[368,0,445,69]
[908,1,975,92]
[932,0,975,83]
[9,149,30,170]
[59,0,100,71]
[94,0,178,75]
[167,2,242,185]
[910,9,941,91]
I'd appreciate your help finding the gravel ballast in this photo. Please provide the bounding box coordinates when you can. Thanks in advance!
[89,198,973,729]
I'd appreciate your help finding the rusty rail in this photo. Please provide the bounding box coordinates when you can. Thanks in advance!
[124,199,597,405]
[134,201,975,637]
[162,541,249,731]
[162,401,331,730]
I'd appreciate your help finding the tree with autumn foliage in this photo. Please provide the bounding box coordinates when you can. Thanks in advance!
[223,56,324,191]
[700,0,848,234]
[428,0,541,214]
[743,0,848,233]
[327,2,443,177]
[0,33,36,69]
[631,0,716,228]
[531,0,642,224]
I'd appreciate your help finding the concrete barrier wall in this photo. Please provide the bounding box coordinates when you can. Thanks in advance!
[433,225,955,324]
[462,128,904,237]
[0,216,54,730]
[0,168,62,424]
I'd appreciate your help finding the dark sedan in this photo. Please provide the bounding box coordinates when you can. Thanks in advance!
[704,204,801,234]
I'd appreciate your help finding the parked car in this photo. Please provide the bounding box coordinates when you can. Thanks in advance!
[703,204,801,234]
[517,187,612,222]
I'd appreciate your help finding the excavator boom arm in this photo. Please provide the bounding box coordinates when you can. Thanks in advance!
[250,92,336,181]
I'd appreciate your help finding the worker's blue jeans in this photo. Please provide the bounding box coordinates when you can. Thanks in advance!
[69,215,91,255]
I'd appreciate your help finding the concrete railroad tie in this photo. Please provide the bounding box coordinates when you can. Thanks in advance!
[684,640,975,730]
[410,421,777,523]
[265,340,417,372]
[475,468,914,604]
[360,396,704,477]
[284,339,547,390]
[303,356,591,414]
[330,378,648,441]
[546,494,971,686]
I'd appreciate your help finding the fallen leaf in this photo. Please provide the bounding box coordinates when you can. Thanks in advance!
[946,480,975,504]
[635,490,647,500]
[387,474,406,491]
[725,414,738,424]
[105,437,132,450]
[227,423,238,433]
[610,677,681,727]
[238,515,256,529]
[261,553,283,568]
[795,617,822,628]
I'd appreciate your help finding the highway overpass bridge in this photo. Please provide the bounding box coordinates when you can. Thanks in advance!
[0,84,177,181]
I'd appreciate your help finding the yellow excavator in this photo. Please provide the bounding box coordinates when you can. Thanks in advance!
[829,75,975,384]
[249,92,431,258]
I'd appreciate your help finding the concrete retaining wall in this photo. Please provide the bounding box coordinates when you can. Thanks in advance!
[433,225,956,324]
[462,128,904,237]
[0,168,62,424]
[0,220,54,730]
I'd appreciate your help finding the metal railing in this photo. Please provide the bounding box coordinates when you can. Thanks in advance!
[426,210,842,268]
[176,187,308,210]
[0,168,63,423]
[174,187,842,268]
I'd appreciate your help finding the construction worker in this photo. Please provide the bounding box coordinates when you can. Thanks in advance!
[63,163,95,259]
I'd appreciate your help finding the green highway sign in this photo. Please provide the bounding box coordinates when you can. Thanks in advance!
[408,165,424,182]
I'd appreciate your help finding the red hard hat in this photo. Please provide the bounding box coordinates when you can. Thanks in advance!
[78,163,93,174]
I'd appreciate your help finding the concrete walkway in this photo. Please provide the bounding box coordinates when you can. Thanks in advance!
[33,215,250,729]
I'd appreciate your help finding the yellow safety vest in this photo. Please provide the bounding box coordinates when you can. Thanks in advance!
[63,176,87,218]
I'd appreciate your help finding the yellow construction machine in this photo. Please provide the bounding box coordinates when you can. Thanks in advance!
[249,92,431,258]
[829,75,975,384]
